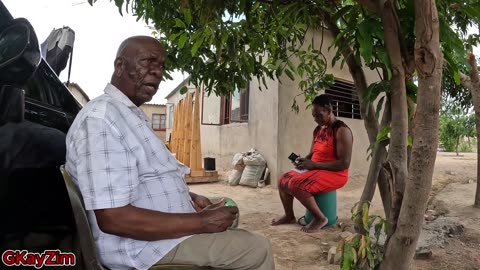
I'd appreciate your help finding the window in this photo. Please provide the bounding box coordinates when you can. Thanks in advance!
[220,85,249,124]
[230,86,249,122]
[152,114,166,130]
[325,79,362,120]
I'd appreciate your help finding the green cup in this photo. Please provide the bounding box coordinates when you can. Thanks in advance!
[224,198,239,229]
[224,198,237,207]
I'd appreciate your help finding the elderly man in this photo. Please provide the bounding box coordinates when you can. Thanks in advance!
[65,36,274,270]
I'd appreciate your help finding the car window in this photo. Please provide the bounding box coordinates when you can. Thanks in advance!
[25,61,81,115]
[24,62,53,104]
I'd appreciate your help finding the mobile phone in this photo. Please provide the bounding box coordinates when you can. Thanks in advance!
[288,152,300,163]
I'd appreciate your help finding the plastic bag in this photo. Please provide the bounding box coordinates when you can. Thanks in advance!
[239,165,266,187]
[242,150,266,166]
[227,169,243,186]
[232,153,246,171]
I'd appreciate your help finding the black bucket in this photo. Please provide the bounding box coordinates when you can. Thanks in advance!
[204,157,216,171]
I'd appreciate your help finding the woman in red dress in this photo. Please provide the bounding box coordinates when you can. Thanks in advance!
[272,95,353,233]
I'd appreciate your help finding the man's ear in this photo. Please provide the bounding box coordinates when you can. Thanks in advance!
[113,57,125,77]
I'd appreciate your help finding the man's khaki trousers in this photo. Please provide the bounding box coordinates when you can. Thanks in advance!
[155,228,275,270]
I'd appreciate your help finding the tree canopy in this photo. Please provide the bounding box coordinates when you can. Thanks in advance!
[88,0,479,111]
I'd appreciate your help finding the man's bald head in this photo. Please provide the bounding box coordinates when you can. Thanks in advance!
[115,36,164,59]
[111,36,166,106]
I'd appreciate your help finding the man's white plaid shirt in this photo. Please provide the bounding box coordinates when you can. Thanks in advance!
[66,83,196,270]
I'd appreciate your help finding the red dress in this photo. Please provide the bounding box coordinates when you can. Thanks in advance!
[279,120,350,199]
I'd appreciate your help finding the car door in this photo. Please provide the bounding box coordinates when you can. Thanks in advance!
[24,61,82,134]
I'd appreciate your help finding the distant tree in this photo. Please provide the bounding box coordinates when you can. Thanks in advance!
[459,53,480,207]
[439,100,475,155]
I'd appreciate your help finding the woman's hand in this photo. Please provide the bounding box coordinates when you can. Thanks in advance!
[295,158,318,170]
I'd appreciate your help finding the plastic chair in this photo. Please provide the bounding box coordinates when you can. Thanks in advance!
[301,190,338,227]
[59,166,211,270]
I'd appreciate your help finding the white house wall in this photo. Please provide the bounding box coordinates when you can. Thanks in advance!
[167,28,383,187]
[276,28,382,184]
[200,77,279,178]
[202,92,221,125]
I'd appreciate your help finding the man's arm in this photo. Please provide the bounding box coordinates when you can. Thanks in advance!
[94,202,237,241]
[72,117,236,241]
[297,127,353,171]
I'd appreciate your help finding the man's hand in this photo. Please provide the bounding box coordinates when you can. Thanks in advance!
[191,193,212,212]
[199,200,238,233]
[295,158,317,170]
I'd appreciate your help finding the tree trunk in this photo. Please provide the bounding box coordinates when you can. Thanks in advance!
[475,109,480,208]
[355,97,392,233]
[323,11,392,223]
[459,53,480,208]
[407,97,417,170]
[456,136,460,156]
[380,0,409,238]
[380,0,443,268]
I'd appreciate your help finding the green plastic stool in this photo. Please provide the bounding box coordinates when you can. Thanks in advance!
[304,190,337,227]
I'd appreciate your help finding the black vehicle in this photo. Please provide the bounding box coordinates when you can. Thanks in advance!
[0,1,82,132]
[0,2,211,269]
[0,0,82,266]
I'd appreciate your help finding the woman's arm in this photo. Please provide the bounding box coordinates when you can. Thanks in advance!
[305,138,314,160]
[296,127,353,171]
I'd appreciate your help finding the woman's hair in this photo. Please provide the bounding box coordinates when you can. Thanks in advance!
[312,94,332,111]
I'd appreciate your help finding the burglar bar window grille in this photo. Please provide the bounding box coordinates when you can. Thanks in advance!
[325,79,362,120]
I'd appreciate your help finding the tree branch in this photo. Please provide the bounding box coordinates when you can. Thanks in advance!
[355,96,392,234]
[322,11,380,143]
[460,53,479,93]
[468,53,479,84]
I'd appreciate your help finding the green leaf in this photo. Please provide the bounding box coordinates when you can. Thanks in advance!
[357,20,375,64]
[287,60,297,73]
[332,5,354,21]
[182,8,192,26]
[341,242,354,270]
[168,32,182,41]
[453,70,460,85]
[376,126,391,142]
[366,142,376,160]
[175,18,186,28]
[374,221,383,241]
[191,36,204,57]
[285,69,295,81]
[114,0,124,15]
[178,33,188,49]
[362,202,369,229]
[376,48,391,80]
[375,96,385,121]
[180,86,188,94]
[408,135,413,146]
[406,80,418,103]
[363,81,391,105]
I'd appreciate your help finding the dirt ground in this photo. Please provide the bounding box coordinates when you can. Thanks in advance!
[188,152,480,270]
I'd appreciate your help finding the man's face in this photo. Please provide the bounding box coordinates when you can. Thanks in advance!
[312,104,330,125]
[122,40,165,106]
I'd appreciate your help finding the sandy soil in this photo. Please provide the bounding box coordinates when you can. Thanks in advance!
[188,152,480,270]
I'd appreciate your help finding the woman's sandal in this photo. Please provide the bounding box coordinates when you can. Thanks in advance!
[297,216,307,226]
[297,216,339,227]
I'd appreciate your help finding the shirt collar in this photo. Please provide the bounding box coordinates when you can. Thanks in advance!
[104,83,138,108]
